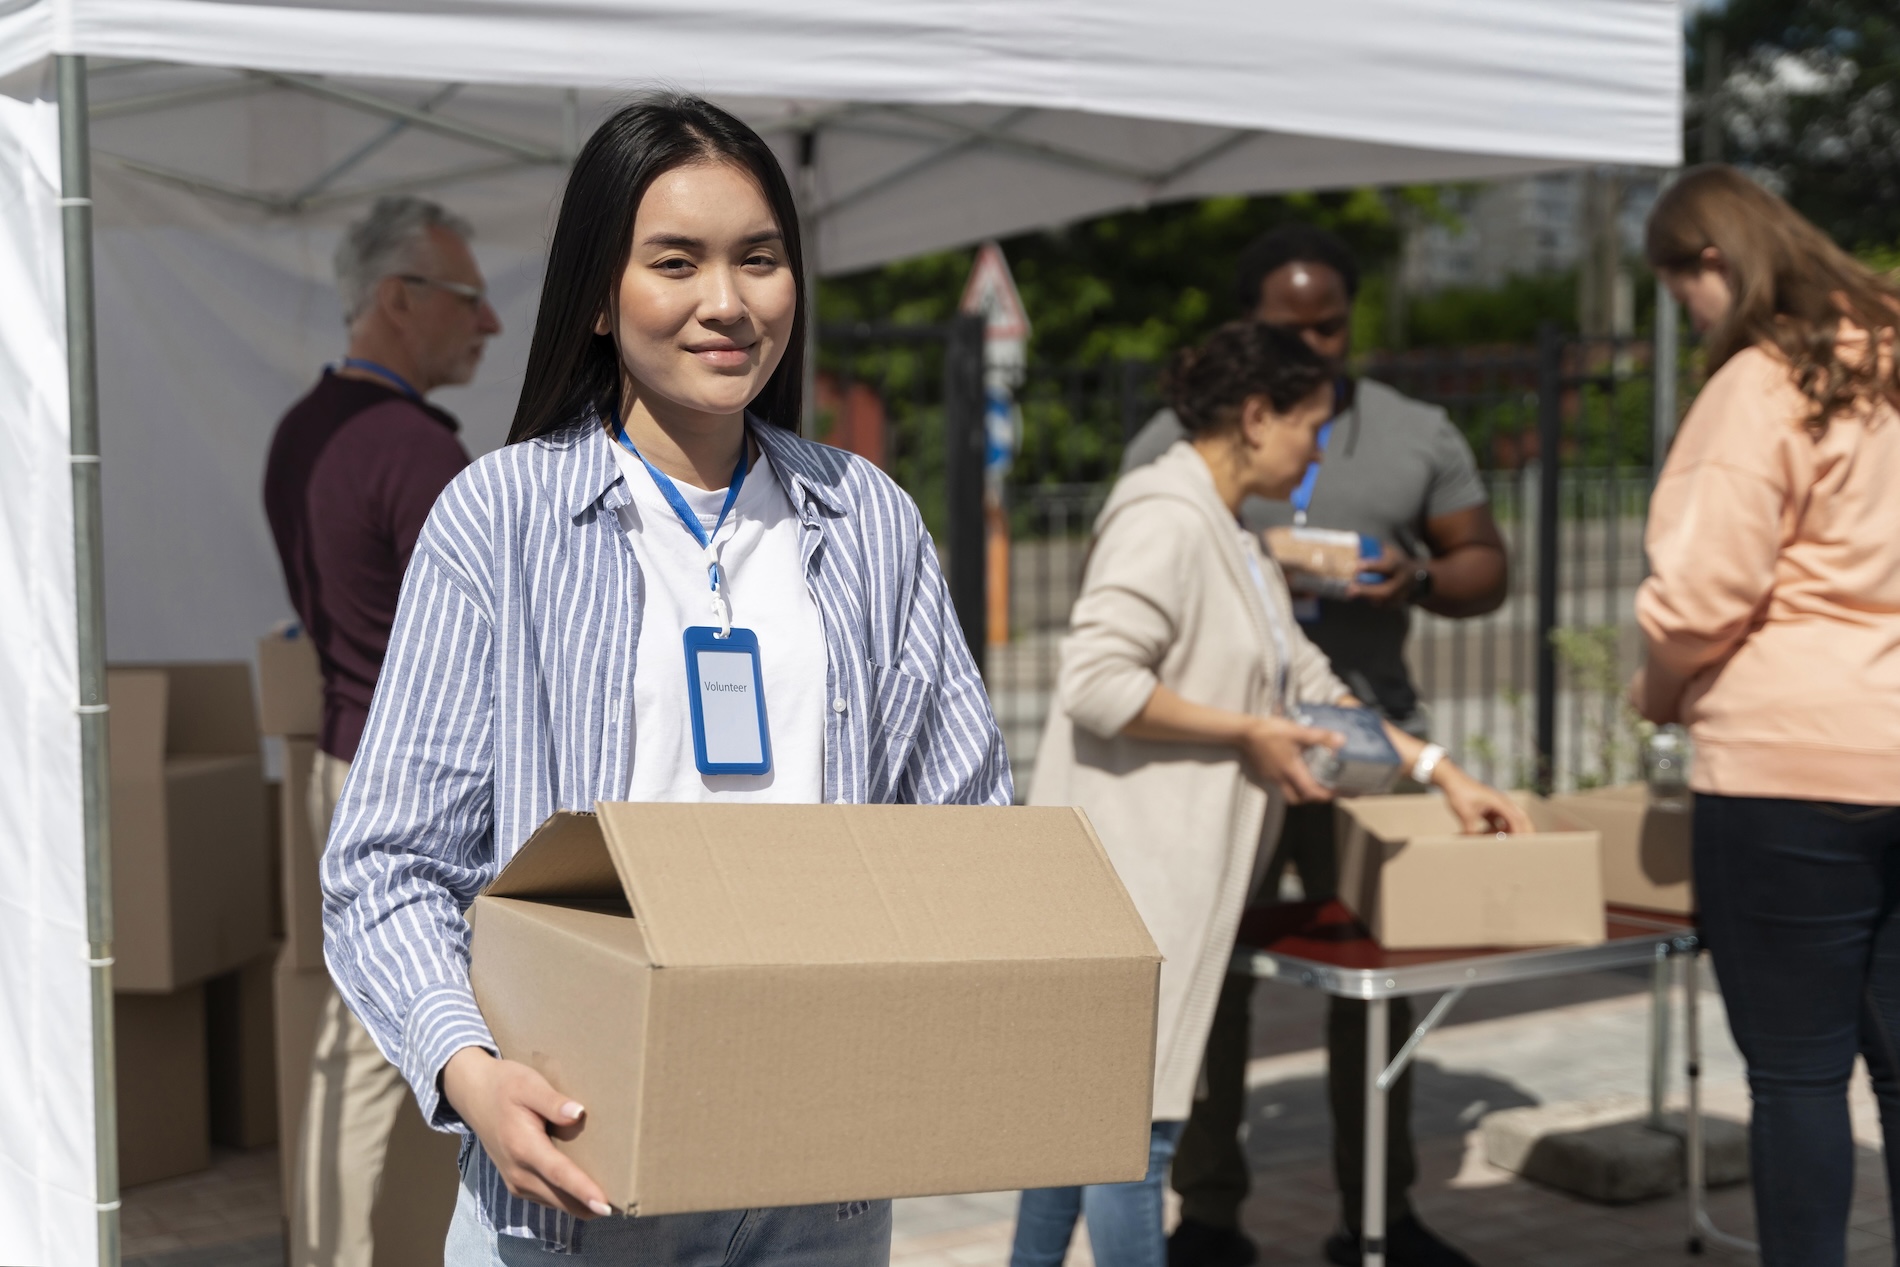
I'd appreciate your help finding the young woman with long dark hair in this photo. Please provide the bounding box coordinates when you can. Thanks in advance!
[1634,164,1900,1266]
[319,93,1009,1265]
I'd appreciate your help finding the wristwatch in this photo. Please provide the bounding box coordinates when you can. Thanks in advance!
[1410,565,1434,603]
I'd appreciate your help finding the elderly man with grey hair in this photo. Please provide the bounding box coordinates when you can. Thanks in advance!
[264,195,500,1267]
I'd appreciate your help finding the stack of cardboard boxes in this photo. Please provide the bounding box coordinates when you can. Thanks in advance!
[257,629,461,1264]
[108,663,275,1187]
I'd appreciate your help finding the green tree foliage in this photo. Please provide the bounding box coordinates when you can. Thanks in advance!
[819,189,1442,366]
[1401,271,1579,348]
[1691,0,1900,252]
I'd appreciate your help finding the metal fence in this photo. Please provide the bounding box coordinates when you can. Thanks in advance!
[816,323,1687,800]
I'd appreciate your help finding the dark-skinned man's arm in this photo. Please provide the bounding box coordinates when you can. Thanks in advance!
[1346,503,1508,618]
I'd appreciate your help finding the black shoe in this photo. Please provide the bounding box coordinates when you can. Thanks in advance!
[1168,1217,1259,1267]
[1322,1214,1477,1267]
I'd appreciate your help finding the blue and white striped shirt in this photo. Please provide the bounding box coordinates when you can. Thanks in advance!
[320,416,1011,1249]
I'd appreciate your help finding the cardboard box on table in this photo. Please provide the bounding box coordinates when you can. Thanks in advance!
[1336,792,1607,950]
[272,946,461,1259]
[108,663,271,993]
[469,802,1162,1216]
[1547,784,1694,915]
[116,985,210,1187]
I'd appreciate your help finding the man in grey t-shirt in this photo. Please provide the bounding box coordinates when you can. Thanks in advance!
[1139,227,1506,1267]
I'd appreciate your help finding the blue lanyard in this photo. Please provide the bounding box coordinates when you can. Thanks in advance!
[611,414,748,593]
[1289,419,1335,526]
[339,357,421,400]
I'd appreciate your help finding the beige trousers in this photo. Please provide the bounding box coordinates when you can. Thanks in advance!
[288,751,408,1267]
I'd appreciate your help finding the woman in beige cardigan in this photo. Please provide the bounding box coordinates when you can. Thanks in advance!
[1015,322,1527,1267]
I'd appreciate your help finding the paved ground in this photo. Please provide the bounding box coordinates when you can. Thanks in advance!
[124,966,1893,1267]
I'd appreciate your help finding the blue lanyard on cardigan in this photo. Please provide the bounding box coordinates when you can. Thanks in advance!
[338,357,422,400]
[611,412,749,633]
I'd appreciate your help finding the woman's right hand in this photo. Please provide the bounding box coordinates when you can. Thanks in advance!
[1238,716,1342,804]
[441,1047,614,1219]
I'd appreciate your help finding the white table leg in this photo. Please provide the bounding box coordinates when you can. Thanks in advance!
[1364,997,1388,1267]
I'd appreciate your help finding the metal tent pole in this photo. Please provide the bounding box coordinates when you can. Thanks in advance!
[1651,169,1682,478]
[56,52,121,1267]
[1533,323,1563,793]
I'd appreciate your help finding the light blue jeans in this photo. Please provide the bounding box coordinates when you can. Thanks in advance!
[1009,1121,1185,1267]
[444,1179,892,1266]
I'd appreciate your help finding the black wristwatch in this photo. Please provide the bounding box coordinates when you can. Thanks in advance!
[1410,565,1435,604]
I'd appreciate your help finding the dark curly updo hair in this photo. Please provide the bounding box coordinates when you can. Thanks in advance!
[1166,321,1332,437]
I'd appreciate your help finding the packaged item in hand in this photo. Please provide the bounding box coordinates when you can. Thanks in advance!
[1265,526,1383,598]
[1642,724,1692,810]
[1297,703,1402,796]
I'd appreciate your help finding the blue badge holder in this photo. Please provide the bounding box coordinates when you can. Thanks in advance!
[682,625,772,776]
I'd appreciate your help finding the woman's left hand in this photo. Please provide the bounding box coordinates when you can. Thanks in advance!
[1435,765,1534,834]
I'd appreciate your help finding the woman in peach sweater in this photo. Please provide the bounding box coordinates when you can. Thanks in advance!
[1633,165,1900,1266]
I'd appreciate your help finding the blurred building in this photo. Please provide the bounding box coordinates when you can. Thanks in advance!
[1401,169,1663,306]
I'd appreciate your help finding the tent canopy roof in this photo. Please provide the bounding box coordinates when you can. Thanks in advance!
[6,0,1683,274]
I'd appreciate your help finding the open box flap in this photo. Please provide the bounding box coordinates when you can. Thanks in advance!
[584,802,1160,969]
[483,812,625,902]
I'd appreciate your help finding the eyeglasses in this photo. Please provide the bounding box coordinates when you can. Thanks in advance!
[398,274,487,310]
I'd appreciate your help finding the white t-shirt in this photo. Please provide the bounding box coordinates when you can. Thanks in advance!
[610,439,828,803]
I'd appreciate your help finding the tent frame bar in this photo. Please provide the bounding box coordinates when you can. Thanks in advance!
[260,71,564,163]
[818,108,1257,222]
[57,51,121,1267]
[85,65,563,214]
[283,81,463,206]
[89,76,271,121]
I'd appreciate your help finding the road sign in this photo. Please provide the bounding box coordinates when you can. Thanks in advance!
[959,240,1030,343]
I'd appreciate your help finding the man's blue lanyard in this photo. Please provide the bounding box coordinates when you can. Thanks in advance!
[1289,419,1335,527]
[338,357,421,400]
[611,412,749,603]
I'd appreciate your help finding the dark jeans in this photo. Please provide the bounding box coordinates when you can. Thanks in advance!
[1695,793,1900,1267]
[1172,802,1417,1234]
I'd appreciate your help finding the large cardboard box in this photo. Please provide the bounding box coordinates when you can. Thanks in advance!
[117,986,211,1188]
[257,628,323,738]
[109,664,272,992]
[1548,784,1694,915]
[279,736,326,970]
[207,948,278,1149]
[272,947,461,1261]
[469,803,1161,1216]
[1337,792,1607,950]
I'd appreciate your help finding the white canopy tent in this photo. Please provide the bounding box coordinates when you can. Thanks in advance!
[0,4,1681,1264]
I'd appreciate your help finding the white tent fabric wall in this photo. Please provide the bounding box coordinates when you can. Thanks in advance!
[0,97,95,1267]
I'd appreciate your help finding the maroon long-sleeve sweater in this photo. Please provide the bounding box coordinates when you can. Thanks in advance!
[263,372,471,761]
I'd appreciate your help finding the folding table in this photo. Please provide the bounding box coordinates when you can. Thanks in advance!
[1231,901,1746,1266]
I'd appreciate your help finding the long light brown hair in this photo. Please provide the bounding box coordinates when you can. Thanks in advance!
[1646,164,1900,431]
